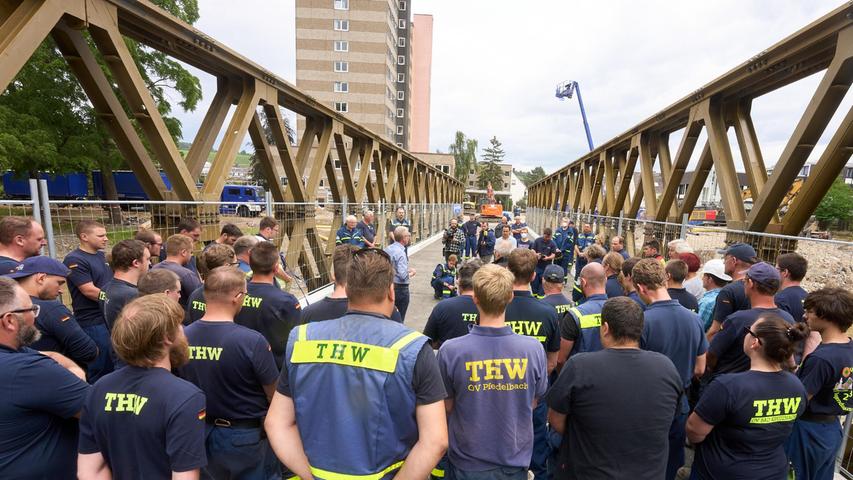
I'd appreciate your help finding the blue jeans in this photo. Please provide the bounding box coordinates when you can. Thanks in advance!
[394,284,410,323]
[202,425,280,480]
[557,256,572,280]
[666,406,688,480]
[532,266,545,297]
[531,401,551,480]
[574,257,587,281]
[464,236,478,258]
[81,322,113,384]
[448,464,526,480]
[785,419,843,480]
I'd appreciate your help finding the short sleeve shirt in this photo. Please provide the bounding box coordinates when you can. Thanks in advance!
[0,255,21,274]
[178,321,278,420]
[692,370,806,480]
[300,297,403,324]
[234,282,302,368]
[151,260,201,308]
[775,286,808,323]
[714,280,749,323]
[668,287,699,313]
[605,275,625,298]
[531,237,558,269]
[709,307,795,376]
[99,279,138,330]
[505,291,560,353]
[78,366,207,477]
[797,340,853,415]
[63,249,113,325]
[438,326,547,470]
[30,297,98,365]
[0,345,91,479]
[184,286,206,325]
[640,300,707,388]
[423,295,479,347]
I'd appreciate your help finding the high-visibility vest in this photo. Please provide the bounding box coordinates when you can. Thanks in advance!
[286,313,427,480]
[568,294,608,355]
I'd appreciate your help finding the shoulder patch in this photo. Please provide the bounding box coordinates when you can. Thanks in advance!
[67,264,78,269]
[197,409,206,421]
[59,315,70,322]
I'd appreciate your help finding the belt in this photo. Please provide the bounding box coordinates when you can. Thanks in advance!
[394,283,409,288]
[800,411,839,424]
[206,417,263,428]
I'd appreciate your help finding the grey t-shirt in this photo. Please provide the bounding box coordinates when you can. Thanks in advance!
[438,325,548,470]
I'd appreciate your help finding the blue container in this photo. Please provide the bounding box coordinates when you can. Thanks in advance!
[92,171,172,201]
[2,172,88,199]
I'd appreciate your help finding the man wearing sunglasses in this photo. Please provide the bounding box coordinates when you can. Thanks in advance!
[0,276,91,479]
[266,247,448,480]
[7,256,97,367]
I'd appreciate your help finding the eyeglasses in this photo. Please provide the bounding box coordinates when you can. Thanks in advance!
[353,247,392,262]
[2,304,40,317]
[743,326,762,345]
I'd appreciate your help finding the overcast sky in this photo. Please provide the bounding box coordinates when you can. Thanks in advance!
[178,0,851,175]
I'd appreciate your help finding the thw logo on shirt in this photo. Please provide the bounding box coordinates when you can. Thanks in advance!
[189,346,223,361]
[242,295,263,308]
[750,397,801,424]
[465,358,528,381]
[103,393,149,415]
[506,321,543,337]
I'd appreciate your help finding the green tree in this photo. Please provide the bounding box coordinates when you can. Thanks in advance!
[514,166,546,186]
[448,131,477,182]
[249,115,295,188]
[814,177,853,230]
[477,136,505,189]
[0,0,201,192]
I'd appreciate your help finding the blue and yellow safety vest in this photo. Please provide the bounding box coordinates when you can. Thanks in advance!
[286,313,427,480]
[336,226,366,248]
[568,294,608,355]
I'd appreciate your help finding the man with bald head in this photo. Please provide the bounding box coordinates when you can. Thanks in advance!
[558,262,609,366]
[335,215,365,249]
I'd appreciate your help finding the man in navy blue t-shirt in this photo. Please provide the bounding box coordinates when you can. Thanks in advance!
[78,294,207,479]
[178,267,280,479]
[99,240,150,331]
[0,277,91,480]
[530,228,558,297]
[665,259,699,313]
[8,256,98,366]
[424,259,483,349]
[152,233,202,308]
[235,241,302,368]
[183,243,238,325]
[709,262,795,377]
[775,252,808,323]
[0,216,47,273]
[63,220,113,382]
[632,258,707,480]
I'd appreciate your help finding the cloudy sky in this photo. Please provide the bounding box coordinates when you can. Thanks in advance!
[178,0,851,175]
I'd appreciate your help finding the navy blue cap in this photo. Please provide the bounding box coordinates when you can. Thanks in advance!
[745,261,781,287]
[717,243,758,263]
[543,264,565,283]
[4,256,70,279]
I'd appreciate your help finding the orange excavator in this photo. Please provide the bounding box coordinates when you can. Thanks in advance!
[480,182,503,218]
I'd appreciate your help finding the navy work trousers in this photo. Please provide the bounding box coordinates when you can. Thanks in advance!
[786,418,843,480]
[464,236,478,259]
[202,425,280,480]
[81,323,114,384]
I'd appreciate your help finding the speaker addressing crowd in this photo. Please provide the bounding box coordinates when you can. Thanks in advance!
[1,212,852,479]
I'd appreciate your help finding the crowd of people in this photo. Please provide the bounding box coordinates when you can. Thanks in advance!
[1,209,852,480]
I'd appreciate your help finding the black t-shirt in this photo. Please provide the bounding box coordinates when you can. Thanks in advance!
[235,282,302,368]
[541,293,573,317]
[63,249,113,325]
[300,296,403,324]
[276,313,446,405]
[797,340,853,416]
[178,321,278,420]
[99,279,138,330]
[714,279,750,323]
[423,294,478,347]
[775,286,807,323]
[185,286,206,325]
[532,237,558,269]
[30,297,98,366]
[709,307,795,376]
[505,291,560,353]
[0,255,21,274]
[692,370,806,480]
[668,287,699,313]
[78,366,207,477]
[546,348,682,480]
[0,345,91,479]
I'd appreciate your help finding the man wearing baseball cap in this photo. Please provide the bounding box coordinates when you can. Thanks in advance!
[707,262,795,378]
[6,256,97,366]
[696,259,731,333]
[707,243,758,340]
[540,264,573,321]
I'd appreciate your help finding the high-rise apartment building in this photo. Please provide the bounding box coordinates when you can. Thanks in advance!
[409,14,433,152]
[295,0,413,148]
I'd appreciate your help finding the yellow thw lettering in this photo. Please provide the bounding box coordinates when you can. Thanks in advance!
[503,358,528,379]
[242,295,263,308]
[466,361,484,381]
[766,398,782,416]
[555,305,572,314]
[104,392,117,411]
[753,399,767,416]
[188,346,223,361]
[782,397,802,414]
[192,300,206,312]
[106,393,149,415]
[99,291,107,301]
[461,313,478,323]
[483,359,503,380]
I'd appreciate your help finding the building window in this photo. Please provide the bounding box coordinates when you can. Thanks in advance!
[397,90,404,100]
[396,108,404,117]
[399,1,407,10]
[319,179,325,187]
[504,183,509,189]
[334,102,348,112]
[397,55,405,65]
[334,61,348,72]
[397,125,404,135]
[504,171,510,176]
[334,19,349,31]
[334,0,348,10]
[334,81,348,93]
[397,37,406,47]
[334,159,341,168]
[334,40,349,52]
[397,73,405,83]
[398,19,406,29]
[468,181,474,186]
[396,142,403,147]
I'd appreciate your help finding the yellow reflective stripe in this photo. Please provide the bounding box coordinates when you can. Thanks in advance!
[291,340,400,373]
[390,331,423,351]
[531,335,547,342]
[578,313,602,329]
[569,308,582,320]
[298,324,308,342]
[431,467,445,478]
[287,461,405,480]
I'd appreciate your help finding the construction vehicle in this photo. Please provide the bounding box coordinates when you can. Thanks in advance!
[479,182,503,218]
[741,178,803,215]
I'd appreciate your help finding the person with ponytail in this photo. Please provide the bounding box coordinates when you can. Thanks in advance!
[602,252,625,298]
[686,314,808,479]
[786,287,853,480]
